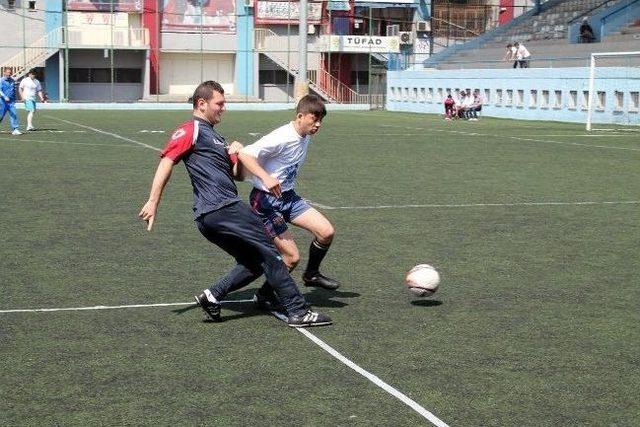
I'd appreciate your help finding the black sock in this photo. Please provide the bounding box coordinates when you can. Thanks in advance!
[305,239,330,277]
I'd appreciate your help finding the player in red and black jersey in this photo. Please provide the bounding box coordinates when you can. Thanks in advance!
[138,81,331,328]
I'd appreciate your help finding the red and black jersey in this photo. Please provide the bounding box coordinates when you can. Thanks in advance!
[161,117,240,218]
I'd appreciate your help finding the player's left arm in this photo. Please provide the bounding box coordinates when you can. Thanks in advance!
[36,81,45,102]
[237,150,282,197]
[227,140,245,181]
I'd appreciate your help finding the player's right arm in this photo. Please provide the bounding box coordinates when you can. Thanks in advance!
[139,121,194,231]
[139,158,174,231]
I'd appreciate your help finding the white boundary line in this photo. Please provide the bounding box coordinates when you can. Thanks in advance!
[0,299,449,426]
[44,115,161,152]
[311,200,640,210]
[297,328,449,426]
[0,136,143,148]
[0,299,255,314]
[378,124,640,152]
[28,115,450,425]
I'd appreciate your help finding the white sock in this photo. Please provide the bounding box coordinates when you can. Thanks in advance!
[204,289,218,303]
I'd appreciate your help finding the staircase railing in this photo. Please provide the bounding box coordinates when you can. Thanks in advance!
[309,68,368,104]
[255,28,367,103]
[3,28,62,79]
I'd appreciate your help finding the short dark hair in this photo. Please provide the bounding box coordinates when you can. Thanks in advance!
[191,80,224,108]
[295,94,326,119]
[28,68,36,75]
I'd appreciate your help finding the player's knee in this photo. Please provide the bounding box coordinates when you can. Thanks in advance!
[316,224,335,244]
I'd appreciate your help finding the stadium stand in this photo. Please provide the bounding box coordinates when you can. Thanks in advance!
[426,0,640,70]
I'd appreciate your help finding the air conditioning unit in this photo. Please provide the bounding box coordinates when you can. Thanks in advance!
[308,24,315,35]
[244,0,253,8]
[386,24,399,36]
[416,21,431,33]
[399,31,413,45]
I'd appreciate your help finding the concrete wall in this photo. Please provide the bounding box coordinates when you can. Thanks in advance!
[387,67,640,125]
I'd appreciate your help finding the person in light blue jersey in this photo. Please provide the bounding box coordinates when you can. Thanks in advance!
[0,68,22,135]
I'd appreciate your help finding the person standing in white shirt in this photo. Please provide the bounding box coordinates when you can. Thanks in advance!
[19,69,45,131]
[514,42,531,68]
[238,95,340,310]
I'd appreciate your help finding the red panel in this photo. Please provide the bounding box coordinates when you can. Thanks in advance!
[143,0,160,95]
[499,0,514,26]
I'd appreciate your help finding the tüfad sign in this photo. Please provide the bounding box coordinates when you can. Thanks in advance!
[328,36,400,53]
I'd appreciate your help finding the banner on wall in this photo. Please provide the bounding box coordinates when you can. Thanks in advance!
[162,0,237,33]
[255,1,323,25]
[67,12,129,27]
[66,0,142,11]
[326,35,400,53]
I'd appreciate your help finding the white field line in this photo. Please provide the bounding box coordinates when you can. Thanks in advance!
[44,115,161,152]
[311,200,640,210]
[0,299,255,314]
[0,300,449,427]
[378,124,640,152]
[297,328,450,426]
[0,136,143,148]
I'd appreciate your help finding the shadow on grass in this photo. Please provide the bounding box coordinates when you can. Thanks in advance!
[410,299,443,307]
[171,287,359,321]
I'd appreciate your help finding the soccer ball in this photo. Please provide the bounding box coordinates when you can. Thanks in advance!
[405,264,440,297]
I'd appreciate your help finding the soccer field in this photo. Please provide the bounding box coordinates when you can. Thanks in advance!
[1,109,639,426]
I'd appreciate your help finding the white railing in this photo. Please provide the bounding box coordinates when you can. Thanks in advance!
[64,27,149,48]
[2,28,62,79]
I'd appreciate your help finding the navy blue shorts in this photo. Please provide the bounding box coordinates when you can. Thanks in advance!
[249,188,311,238]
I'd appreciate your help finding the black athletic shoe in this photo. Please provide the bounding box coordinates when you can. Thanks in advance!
[302,272,340,290]
[252,292,284,312]
[194,293,221,322]
[287,310,332,328]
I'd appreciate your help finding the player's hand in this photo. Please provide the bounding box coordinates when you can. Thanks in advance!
[227,140,243,155]
[138,200,157,231]
[3,97,9,102]
[263,176,282,198]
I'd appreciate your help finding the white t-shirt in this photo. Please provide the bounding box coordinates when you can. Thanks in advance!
[19,77,42,101]
[242,121,310,192]
[516,45,531,60]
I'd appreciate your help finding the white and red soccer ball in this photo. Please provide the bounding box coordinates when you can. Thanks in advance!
[405,264,440,297]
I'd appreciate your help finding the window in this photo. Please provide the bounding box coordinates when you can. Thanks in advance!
[530,90,537,108]
[568,91,577,109]
[554,90,562,109]
[115,68,142,83]
[506,89,513,106]
[614,91,624,111]
[484,89,490,104]
[259,70,294,85]
[630,91,639,112]
[496,89,503,106]
[582,91,590,111]
[597,91,606,110]
[516,90,524,107]
[69,68,141,83]
[541,90,549,108]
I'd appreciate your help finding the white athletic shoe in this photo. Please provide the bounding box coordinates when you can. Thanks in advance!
[11,129,22,135]
[26,126,35,131]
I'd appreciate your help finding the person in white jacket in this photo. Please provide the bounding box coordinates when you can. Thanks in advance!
[513,42,531,68]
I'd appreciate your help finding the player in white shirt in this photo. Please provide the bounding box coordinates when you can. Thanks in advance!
[238,95,339,309]
[513,42,531,68]
[19,69,45,131]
